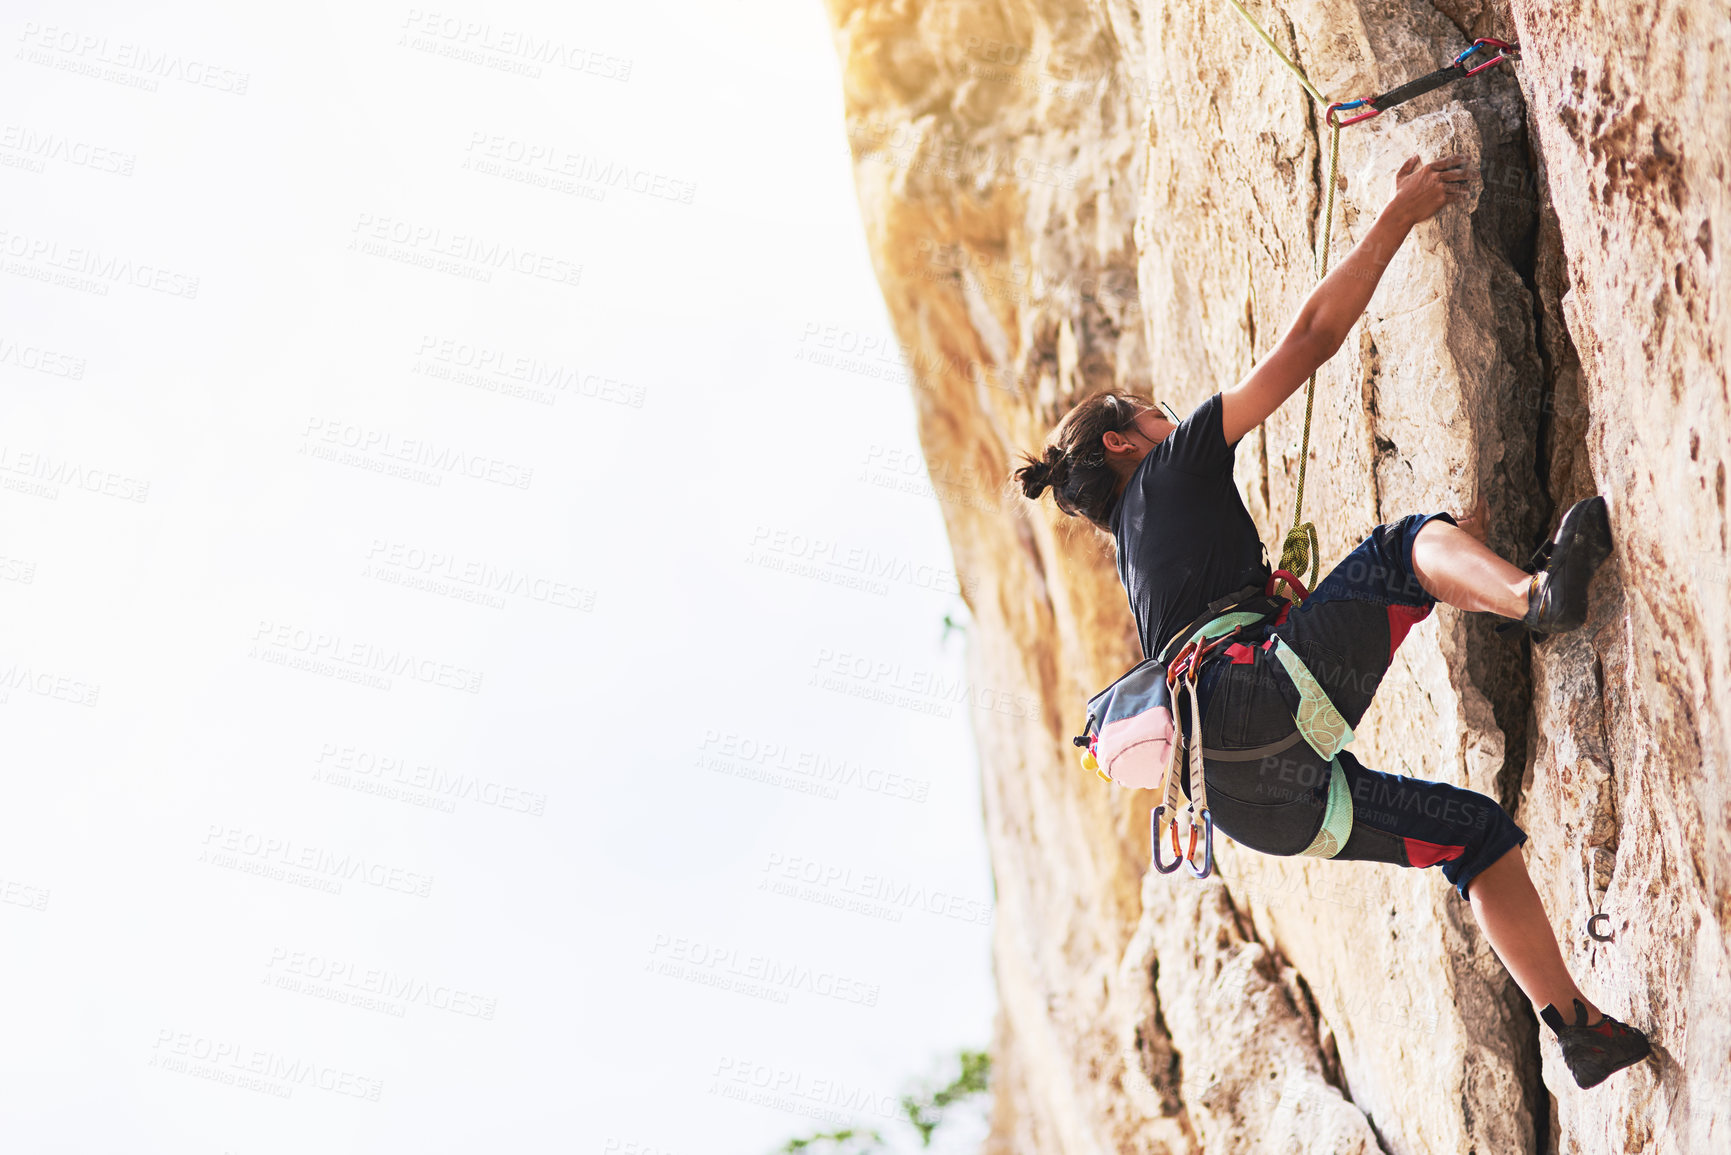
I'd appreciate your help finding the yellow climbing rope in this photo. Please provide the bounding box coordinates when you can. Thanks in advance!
[1220,0,1342,598]
[1280,121,1340,595]
[1221,0,1326,104]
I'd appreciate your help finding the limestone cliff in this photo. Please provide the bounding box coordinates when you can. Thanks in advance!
[821,1,1729,1152]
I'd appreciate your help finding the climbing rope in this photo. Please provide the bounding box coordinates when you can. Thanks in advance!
[1214,0,1517,598]
[1221,0,1326,104]
[1279,119,1339,596]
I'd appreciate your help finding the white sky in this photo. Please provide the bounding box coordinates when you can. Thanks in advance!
[0,2,998,1152]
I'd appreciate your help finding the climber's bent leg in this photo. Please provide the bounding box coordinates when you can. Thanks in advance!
[1190,736,1528,899]
[1194,735,1598,1018]
[1196,510,1520,879]
[1464,844,1597,1018]
[1327,750,1528,901]
[1192,513,1607,1028]
[1410,515,1531,617]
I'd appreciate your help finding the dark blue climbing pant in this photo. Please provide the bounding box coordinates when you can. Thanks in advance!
[1192,512,1528,900]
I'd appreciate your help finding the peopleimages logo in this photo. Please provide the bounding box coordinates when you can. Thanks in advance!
[0,659,100,707]
[200,824,435,898]
[15,23,252,95]
[0,123,136,176]
[397,9,633,81]
[411,335,646,408]
[249,619,485,695]
[0,876,50,912]
[696,728,931,803]
[709,1056,905,1127]
[148,1029,382,1101]
[0,227,199,298]
[363,539,593,611]
[645,934,880,1008]
[264,947,498,1020]
[312,741,549,816]
[0,335,87,378]
[0,444,148,502]
[745,525,977,600]
[759,852,994,926]
[301,418,534,490]
[462,131,696,204]
[347,213,582,287]
[807,647,1038,720]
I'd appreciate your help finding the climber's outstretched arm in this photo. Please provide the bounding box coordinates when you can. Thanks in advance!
[1220,154,1472,444]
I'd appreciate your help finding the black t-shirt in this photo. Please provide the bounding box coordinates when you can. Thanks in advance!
[1109,393,1270,660]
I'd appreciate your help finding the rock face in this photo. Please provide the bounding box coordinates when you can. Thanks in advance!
[822,1,1729,1152]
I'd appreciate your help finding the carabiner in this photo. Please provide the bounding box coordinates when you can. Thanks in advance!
[1457,38,1519,77]
[1166,638,1201,687]
[1184,808,1215,879]
[1326,98,1380,129]
[1266,568,1311,601]
[1151,805,1184,874]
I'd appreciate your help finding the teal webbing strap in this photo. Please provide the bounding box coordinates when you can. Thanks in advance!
[1267,636,1355,759]
[1170,621,1357,860]
[1296,757,1354,858]
[1181,610,1270,651]
[1155,584,1269,664]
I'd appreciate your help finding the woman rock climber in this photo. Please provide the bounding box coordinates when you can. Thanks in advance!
[1013,153,1651,1089]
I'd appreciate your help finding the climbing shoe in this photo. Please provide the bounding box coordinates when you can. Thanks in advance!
[1540,999,1652,1089]
[1519,496,1612,635]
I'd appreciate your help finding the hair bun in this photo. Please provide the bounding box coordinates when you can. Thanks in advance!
[1015,447,1067,500]
[1043,448,1071,491]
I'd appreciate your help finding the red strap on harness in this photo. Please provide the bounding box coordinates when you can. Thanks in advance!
[1267,569,1310,600]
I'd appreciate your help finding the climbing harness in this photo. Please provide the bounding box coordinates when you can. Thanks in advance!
[1075,568,1360,877]
[1074,581,1277,794]
[1155,602,1277,878]
[1220,1,1519,596]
